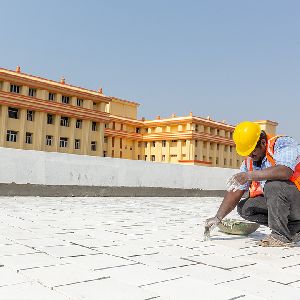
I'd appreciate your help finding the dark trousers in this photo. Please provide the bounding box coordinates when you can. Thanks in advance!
[237,180,300,242]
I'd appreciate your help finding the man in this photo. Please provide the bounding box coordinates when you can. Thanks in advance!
[205,121,300,247]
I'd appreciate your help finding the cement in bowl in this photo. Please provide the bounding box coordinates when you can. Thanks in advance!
[218,218,260,235]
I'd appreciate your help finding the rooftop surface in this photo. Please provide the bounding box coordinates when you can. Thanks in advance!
[0,196,300,300]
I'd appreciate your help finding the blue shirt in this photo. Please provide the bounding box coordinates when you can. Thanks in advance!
[239,136,300,191]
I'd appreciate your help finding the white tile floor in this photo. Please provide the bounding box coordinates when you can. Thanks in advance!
[0,196,300,300]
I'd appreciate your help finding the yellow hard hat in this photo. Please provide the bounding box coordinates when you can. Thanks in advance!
[233,121,261,156]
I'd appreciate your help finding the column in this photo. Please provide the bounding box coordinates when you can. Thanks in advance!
[34,111,46,151]
[18,109,26,149]
[0,106,8,147]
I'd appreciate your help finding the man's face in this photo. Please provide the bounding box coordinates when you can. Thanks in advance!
[249,139,267,162]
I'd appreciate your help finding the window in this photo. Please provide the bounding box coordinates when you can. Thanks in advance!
[10,84,20,93]
[46,135,53,146]
[60,117,69,127]
[144,155,147,161]
[112,150,115,157]
[76,119,82,129]
[144,142,148,148]
[230,146,233,153]
[104,123,108,128]
[25,132,33,144]
[104,136,108,143]
[136,127,141,133]
[28,88,36,97]
[230,132,233,139]
[8,107,19,119]
[195,124,199,132]
[91,141,96,151]
[162,140,166,147]
[152,141,156,147]
[171,140,177,143]
[112,122,116,130]
[216,157,219,165]
[138,141,142,148]
[112,137,115,147]
[48,93,56,101]
[93,102,97,109]
[120,138,122,148]
[210,128,215,134]
[203,155,206,161]
[75,139,80,149]
[217,144,219,150]
[92,122,97,131]
[145,128,148,133]
[138,155,140,160]
[120,151,122,158]
[6,130,17,142]
[76,98,83,106]
[27,110,34,121]
[151,155,155,161]
[59,137,68,148]
[217,129,220,135]
[121,124,124,131]
[47,114,53,125]
[224,145,228,152]
[170,154,177,158]
[162,155,166,161]
[224,158,227,165]
[103,151,107,157]
[61,95,70,104]
[195,155,198,159]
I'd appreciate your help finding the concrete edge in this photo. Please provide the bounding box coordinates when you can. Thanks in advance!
[0,183,226,197]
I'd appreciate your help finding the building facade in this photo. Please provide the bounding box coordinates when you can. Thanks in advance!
[0,67,278,169]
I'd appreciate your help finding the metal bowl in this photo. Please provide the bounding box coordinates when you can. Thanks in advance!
[218,218,260,235]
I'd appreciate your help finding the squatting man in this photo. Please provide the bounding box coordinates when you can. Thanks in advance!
[205,121,300,247]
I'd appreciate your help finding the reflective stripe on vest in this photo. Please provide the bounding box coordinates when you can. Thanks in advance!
[246,135,300,197]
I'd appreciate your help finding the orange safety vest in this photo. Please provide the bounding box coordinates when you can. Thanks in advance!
[245,135,300,198]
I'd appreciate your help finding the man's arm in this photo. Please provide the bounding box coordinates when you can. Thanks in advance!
[249,165,293,181]
[215,189,245,220]
[235,165,293,185]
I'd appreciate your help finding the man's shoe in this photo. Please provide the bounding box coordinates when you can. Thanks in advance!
[257,235,295,247]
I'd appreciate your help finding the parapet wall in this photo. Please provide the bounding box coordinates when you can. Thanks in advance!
[0,147,238,196]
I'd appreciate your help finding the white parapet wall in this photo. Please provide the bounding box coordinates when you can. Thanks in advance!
[0,147,238,190]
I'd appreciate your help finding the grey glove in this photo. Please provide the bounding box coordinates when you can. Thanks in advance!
[203,216,221,241]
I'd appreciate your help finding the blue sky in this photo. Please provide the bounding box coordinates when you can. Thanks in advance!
[1,0,299,141]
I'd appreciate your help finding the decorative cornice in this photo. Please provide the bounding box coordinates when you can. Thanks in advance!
[0,68,112,103]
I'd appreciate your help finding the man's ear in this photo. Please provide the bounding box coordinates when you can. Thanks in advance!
[261,139,267,147]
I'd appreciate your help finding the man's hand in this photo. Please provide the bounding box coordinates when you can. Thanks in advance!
[204,216,221,240]
[227,172,251,191]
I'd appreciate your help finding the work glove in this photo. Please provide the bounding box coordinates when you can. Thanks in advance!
[203,216,221,241]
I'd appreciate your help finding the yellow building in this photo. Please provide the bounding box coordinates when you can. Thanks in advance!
[0,67,278,169]
[0,67,111,156]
